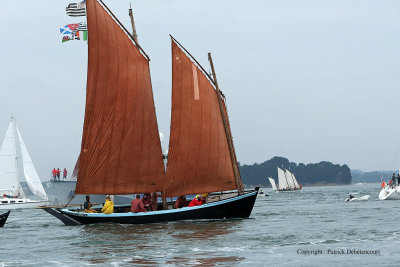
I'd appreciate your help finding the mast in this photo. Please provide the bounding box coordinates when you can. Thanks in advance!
[128,4,139,45]
[208,53,244,195]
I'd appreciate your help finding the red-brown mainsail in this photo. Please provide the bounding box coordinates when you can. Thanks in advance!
[75,0,165,195]
[165,39,241,197]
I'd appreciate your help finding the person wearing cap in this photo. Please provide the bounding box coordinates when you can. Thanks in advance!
[84,195,97,213]
[131,194,146,213]
[101,195,114,214]
[188,195,205,207]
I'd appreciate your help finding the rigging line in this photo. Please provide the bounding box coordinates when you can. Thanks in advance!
[96,0,150,61]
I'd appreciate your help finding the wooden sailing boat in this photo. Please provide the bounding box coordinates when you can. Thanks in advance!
[275,167,302,191]
[43,0,258,225]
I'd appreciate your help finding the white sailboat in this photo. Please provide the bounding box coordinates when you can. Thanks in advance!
[0,117,48,209]
[268,177,277,192]
[277,167,290,191]
[276,167,302,191]
[285,169,302,190]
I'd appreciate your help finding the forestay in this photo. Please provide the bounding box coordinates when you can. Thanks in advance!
[16,127,47,200]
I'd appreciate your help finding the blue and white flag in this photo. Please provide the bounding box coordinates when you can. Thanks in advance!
[66,1,86,17]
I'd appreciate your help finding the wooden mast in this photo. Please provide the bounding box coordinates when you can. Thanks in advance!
[208,53,244,195]
[128,4,139,45]
[128,3,168,208]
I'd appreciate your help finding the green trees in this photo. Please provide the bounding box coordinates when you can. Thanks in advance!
[239,156,352,186]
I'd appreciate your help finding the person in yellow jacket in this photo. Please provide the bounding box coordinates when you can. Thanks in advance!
[101,195,114,214]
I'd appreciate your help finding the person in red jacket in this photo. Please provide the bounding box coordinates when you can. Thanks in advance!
[131,194,146,213]
[63,168,68,179]
[56,168,61,180]
[188,195,205,207]
[52,168,57,180]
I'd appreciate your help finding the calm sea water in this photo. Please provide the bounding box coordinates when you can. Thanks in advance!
[0,183,397,266]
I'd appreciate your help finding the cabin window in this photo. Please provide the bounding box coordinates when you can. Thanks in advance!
[18,201,23,203]
[1,201,7,203]
[10,201,15,203]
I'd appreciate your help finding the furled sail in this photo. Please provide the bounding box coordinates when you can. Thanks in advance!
[277,167,289,190]
[75,0,165,195]
[16,127,47,200]
[165,39,239,197]
[0,119,20,196]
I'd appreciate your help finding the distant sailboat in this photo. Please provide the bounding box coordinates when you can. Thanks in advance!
[0,117,48,209]
[275,167,302,191]
[268,177,277,192]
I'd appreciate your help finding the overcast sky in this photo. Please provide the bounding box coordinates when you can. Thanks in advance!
[1,0,399,180]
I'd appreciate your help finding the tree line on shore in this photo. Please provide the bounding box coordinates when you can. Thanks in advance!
[239,156,352,187]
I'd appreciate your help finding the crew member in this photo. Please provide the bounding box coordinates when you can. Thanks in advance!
[101,195,114,214]
[84,195,97,213]
[175,195,187,209]
[131,194,146,213]
[188,195,205,207]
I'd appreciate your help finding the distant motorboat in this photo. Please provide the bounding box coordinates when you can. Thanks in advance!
[345,195,370,202]
[0,118,48,209]
[257,190,268,197]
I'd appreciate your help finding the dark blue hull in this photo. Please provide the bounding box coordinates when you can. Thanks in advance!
[0,210,10,227]
[42,189,258,225]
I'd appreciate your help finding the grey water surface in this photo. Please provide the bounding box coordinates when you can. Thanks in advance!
[0,184,397,266]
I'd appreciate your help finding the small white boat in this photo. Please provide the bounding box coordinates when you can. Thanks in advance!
[345,195,370,202]
[257,190,268,196]
[0,118,48,209]
[379,186,400,200]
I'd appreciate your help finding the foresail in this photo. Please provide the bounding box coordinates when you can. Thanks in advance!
[269,177,277,191]
[277,167,289,190]
[285,170,295,189]
[76,0,165,195]
[165,40,238,197]
[292,172,300,188]
[16,127,47,200]
[0,119,19,195]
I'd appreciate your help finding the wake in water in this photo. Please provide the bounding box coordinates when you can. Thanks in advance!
[345,195,370,202]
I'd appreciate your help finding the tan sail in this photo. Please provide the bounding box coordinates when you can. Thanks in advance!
[75,0,165,195]
[164,39,240,197]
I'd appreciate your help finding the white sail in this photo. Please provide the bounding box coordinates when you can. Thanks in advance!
[291,172,300,188]
[285,169,296,189]
[268,177,277,191]
[16,127,47,200]
[0,119,20,196]
[277,167,289,190]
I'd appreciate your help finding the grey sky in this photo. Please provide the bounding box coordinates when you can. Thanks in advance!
[1,0,399,181]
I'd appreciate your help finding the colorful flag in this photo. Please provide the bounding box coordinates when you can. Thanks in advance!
[66,1,86,17]
[60,23,79,35]
[82,31,88,41]
[62,31,80,43]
